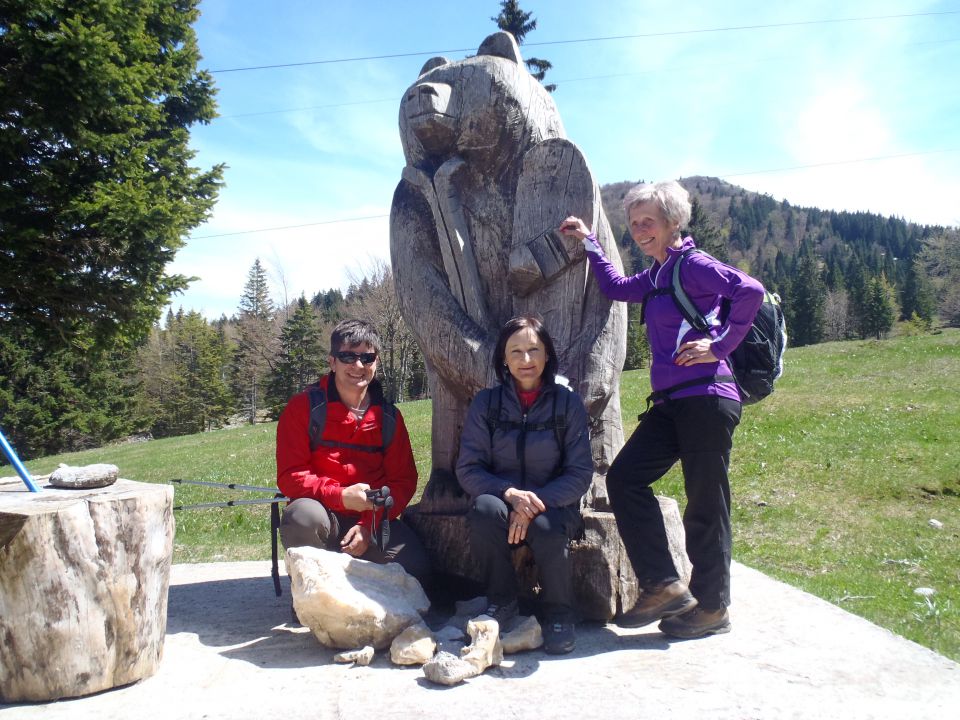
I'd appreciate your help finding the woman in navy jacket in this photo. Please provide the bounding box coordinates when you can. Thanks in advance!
[561,180,764,639]
[456,314,593,654]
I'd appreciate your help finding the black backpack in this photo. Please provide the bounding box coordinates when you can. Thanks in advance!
[643,248,786,405]
[270,384,399,596]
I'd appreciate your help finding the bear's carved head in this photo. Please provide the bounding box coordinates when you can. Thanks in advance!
[399,32,565,174]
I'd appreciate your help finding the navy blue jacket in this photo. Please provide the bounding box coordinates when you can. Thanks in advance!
[456,379,593,509]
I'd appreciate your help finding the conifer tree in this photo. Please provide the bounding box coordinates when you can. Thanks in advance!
[786,242,826,346]
[686,197,729,262]
[492,0,556,91]
[861,274,898,339]
[233,260,278,424]
[0,0,222,351]
[267,297,324,417]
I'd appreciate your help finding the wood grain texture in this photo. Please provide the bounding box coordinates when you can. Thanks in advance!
[390,32,626,513]
[0,479,174,702]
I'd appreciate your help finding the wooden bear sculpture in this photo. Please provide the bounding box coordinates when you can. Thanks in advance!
[390,31,626,514]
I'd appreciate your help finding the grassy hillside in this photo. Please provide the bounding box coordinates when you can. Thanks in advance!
[15,330,960,661]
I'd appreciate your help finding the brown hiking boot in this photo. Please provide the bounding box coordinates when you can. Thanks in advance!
[659,607,731,638]
[616,580,698,628]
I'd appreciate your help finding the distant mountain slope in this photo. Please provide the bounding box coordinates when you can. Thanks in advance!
[599,176,947,283]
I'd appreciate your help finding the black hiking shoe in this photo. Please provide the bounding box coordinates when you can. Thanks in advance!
[543,620,576,654]
[482,598,519,631]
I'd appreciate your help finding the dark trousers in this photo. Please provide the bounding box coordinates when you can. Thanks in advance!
[279,497,431,585]
[467,494,581,621]
[607,395,741,609]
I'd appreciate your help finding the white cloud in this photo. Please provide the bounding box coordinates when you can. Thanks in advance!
[169,203,391,319]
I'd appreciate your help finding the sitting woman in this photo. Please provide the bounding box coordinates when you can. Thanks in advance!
[456,314,593,655]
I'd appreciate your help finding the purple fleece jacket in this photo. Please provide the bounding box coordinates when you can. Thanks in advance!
[585,234,764,402]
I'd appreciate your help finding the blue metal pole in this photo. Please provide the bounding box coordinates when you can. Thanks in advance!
[0,427,41,493]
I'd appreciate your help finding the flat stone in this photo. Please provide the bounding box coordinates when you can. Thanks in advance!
[48,463,119,489]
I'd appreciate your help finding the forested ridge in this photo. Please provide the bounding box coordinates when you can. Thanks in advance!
[4,174,958,462]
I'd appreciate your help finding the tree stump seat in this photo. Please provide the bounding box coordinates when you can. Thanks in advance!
[0,478,174,702]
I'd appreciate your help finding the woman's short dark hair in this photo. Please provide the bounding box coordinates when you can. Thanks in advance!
[492,314,559,385]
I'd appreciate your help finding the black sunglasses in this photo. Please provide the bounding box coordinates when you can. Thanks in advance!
[335,351,377,365]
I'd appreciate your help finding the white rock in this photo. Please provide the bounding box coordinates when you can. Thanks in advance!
[928,519,944,529]
[285,546,429,650]
[333,646,375,666]
[390,622,436,665]
[914,587,936,598]
[422,651,478,686]
[460,617,503,674]
[501,615,543,654]
[48,463,118,489]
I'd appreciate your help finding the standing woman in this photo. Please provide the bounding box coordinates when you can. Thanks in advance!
[457,315,593,654]
[560,180,763,638]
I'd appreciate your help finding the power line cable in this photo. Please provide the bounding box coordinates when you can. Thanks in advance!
[188,149,959,239]
[209,10,960,73]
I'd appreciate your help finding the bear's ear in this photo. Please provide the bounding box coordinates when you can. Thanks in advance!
[477,31,523,64]
[418,56,449,77]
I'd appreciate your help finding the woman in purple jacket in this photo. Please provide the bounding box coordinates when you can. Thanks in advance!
[560,180,763,638]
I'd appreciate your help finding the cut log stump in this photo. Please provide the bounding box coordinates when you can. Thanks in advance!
[405,496,691,621]
[0,478,174,702]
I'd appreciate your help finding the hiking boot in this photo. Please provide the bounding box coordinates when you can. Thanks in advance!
[482,598,519,631]
[659,607,731,639]
[543,620,576,655]
[616,580,698,628]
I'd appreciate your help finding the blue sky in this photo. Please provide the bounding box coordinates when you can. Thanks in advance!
[171,0,960,319]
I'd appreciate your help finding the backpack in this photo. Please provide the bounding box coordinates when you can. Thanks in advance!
[484,383,569,472]
[643,248,786,405]
[270,383,399,597]
[307,385,397,452]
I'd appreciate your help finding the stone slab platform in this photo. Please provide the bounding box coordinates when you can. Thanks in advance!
[2,561,956,719]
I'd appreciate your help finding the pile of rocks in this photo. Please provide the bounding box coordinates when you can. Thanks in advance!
[285,547,544,685]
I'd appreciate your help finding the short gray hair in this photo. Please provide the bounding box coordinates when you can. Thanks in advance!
[622,180,691,229]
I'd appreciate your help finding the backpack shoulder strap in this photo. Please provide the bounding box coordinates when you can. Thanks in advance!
[484,386,503,444]
[379,400,398,451]
[553,386,569,469]
[640,287,673,325]
[308,384,396,453]
[307,385,327,452]
[670,248,711,333]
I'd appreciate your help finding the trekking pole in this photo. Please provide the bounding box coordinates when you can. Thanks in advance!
[170,478,279,494]
[0,427,41,493]
[168,478,288,597]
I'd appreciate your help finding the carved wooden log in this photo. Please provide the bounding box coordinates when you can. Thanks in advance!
[405,497,690,621]
[0,478,174,702]
[390,31,626,511]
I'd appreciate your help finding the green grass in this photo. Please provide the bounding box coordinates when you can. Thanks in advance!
[14,329,960,661]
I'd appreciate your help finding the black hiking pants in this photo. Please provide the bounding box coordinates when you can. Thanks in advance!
[607,394,741,609]
[280,497,431,584]
[468,493,582,621]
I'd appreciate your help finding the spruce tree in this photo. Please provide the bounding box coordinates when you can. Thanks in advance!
[861,274,898,339]
[233,260,278,424]
[686,197,729,262]
[0,0,223,351]
[492,0,556,91]
[267,297,324,417]
[786,242,826,346]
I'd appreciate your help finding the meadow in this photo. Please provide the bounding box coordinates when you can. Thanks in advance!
[16,329,960,661]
